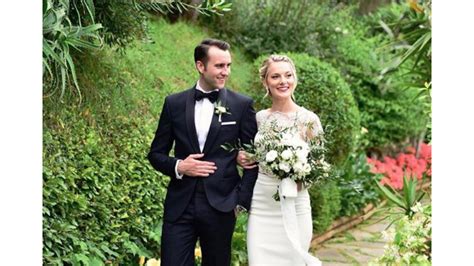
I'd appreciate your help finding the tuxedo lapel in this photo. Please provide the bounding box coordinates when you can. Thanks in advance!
[185,88,201,154]
[202,88,227,154]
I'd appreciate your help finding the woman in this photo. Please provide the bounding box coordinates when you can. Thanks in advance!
[238,55,323,265]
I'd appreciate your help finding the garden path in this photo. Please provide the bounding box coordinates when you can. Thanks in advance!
[311,209,390,265]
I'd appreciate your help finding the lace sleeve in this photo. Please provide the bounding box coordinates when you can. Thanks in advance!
[301,110,324,141]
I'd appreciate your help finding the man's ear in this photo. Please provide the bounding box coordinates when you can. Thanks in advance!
[196,61,205,74]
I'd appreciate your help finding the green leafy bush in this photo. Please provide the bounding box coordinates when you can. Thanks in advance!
[309,179,342,234]
[337,152,382,217]
[43,105,168,265]
[244,53,360,167]
[231,215,249,265]
[314,4,428,153]
[200,0,323,59]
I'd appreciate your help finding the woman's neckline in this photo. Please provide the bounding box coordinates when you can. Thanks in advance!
[267,105,302,115]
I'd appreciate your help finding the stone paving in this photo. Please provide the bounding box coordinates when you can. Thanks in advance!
[311,211,390,265]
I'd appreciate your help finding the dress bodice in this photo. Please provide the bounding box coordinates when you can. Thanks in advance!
[256,106,323,142]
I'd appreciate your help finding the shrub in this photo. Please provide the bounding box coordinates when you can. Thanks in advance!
[337,152,382,217]
[200,0,323,59]
[43,106,168,265]
[303,4,428,153]
[309,179,342,234]
[244,53,361,168]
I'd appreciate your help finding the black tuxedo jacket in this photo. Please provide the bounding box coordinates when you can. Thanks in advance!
[148,87,258,222]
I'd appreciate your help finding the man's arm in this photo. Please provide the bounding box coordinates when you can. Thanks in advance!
[148,97,179,178]
[236,99,259,210]
[148,97,217,179]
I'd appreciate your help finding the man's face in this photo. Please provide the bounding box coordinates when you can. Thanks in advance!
[196,46,232,91]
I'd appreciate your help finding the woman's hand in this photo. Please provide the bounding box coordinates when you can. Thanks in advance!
[237,151,257,169]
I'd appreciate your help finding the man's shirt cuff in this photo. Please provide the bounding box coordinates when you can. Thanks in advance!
[175,160,183,179]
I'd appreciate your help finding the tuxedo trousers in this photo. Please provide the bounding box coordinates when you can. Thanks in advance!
[161,180,237,266]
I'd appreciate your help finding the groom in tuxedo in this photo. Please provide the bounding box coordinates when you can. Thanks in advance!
[148,38,258,266]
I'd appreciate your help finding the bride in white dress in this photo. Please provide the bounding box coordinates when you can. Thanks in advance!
[238,55,323,266]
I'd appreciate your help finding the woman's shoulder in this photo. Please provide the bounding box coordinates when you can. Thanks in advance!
[298,106,321,122]
[256,108,271,120]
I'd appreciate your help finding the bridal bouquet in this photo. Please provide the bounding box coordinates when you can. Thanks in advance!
[223,120,331,200]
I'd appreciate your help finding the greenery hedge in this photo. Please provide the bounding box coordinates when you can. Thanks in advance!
[309,179,342,234]
[43,103,168,264]
[308,5,428,153]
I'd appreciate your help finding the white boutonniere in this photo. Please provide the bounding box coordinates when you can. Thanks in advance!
[214,100,231,122]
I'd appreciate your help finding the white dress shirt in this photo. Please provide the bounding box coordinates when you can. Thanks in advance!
[175,81,218,179]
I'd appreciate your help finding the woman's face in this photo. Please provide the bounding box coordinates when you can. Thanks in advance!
[265,61,295,101]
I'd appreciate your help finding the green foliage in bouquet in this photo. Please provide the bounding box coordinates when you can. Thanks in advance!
[223,118,331,201]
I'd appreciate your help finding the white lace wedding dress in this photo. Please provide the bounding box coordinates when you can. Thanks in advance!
[247,107,323,266]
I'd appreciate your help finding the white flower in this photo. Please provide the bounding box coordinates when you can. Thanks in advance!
[410,202,423,213]
[321,160,331,172]
[146,258,160,266]
[296,148,309,162]
[265,150,278,162]
[293,162,304,173]
[303,163,311,174]
[281,149,293,160]
[335,27,342,32]
[215,106,226,113]
[279,162,291,173]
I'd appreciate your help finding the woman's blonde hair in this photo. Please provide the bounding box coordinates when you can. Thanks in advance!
[259,55,298,98]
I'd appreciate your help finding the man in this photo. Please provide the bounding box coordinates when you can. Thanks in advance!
[148,38,258,266]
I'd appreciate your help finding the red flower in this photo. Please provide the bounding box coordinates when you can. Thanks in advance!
[367,143,432,190]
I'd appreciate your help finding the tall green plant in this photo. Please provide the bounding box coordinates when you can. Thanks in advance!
[138,0,232,17]
[375,174,426,219]
[376,0,432,146]
[379,0,431,84]
[43,0,103,102]
[43,0,232,103]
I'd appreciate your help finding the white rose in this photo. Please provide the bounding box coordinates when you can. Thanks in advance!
[293,162,304,173]
[279,162,291,173]
[265,150,278,162]
[281,149,293,160]
[296,149,309,163]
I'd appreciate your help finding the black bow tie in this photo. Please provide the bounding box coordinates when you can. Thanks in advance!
[195,89,219,103]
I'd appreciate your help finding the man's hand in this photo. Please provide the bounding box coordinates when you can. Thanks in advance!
[236,151,257,169]
[177,153,217,177]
